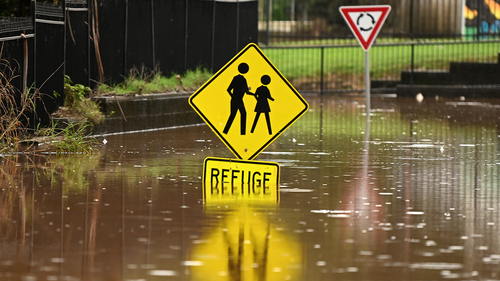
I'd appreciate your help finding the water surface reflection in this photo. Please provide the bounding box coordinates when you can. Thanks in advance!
[1,95,500,280]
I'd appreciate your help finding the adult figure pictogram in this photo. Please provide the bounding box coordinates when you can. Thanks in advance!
[223,63,253,135]
[250,75,274,135]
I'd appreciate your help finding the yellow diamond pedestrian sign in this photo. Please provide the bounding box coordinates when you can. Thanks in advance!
[189,43,309,160]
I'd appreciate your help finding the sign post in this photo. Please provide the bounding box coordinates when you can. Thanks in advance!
[365,51,370,117]
[339,5,391,117]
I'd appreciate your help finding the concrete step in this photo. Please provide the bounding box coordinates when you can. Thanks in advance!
[448,62,500,84]
[401,69,452,85]
[379,52,500,91]
[371,79,400,89]
[396,84,500,98]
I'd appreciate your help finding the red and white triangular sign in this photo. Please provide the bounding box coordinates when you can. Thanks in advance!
[339,5,391,52]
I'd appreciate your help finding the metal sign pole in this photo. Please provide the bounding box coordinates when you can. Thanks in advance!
[365,51,370,118]
[339,4,391,119]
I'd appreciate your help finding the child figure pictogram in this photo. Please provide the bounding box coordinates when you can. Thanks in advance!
[250,75,274,135]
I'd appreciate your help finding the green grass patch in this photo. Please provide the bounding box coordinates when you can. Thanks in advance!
[34,121,97,156]
[97,67,212,96]
[263,40,500,81]
[55,75,104,124]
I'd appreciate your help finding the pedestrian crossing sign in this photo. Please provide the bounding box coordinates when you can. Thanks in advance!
[189,43,309,160]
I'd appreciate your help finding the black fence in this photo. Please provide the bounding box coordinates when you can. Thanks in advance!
[0,0,258,128]
[2,0,500,129]
[92,0,257,85]
[258,0,500,93]
[0,17,34,94]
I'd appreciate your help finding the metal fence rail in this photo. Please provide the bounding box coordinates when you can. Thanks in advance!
[259,0,500,93]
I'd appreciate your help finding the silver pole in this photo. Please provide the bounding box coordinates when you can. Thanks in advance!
[365,51,370,118]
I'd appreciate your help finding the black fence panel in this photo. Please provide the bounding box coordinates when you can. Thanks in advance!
[65,0,89,87]
[186,0,214,72]
[237,1,258,51]
[212,1,258,72]
[212,1,238,72]
[34,2,65,127]
[0,17,35,128]
[0,38,34,94]
[127,0,155,72]
[91,0,258,84]
[0,17,34,94]
[153,1,186,76]
[91,0,126,85]
[184,0,258,74]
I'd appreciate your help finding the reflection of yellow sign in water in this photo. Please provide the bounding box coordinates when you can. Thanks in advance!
[203,157,279,204]
[189,43,309,160]
[189,206,302,281]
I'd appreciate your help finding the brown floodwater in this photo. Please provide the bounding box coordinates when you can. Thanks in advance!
[2,94,500,281]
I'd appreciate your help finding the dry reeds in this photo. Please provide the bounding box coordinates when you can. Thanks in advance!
[0,57,98,154]
[0,57,38,151]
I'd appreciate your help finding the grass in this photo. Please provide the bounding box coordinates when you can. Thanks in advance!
[52,75,104,124]
[96,67,212,96]
[262,39,500,81]
[0,57,99,154]
[266,36,481,47]
[32,121,97,155]
[0,58,39,152]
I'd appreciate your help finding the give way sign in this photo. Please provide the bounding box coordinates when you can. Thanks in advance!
[339,5,391,52]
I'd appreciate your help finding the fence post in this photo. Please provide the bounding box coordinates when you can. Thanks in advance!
[124,0,128,74]
[320,46,324,95]
[31,0,36,94]
[410,0,414,85]
[266,0,271,46]
[184,0,189,71]
[34,1,65,127]
[476,0,481,40]
[22,34,28,95]
[151,0,155,67]
[236,0,240,52]
[66,0,90,87]
[411,43,414,85]
[211,0,216,73]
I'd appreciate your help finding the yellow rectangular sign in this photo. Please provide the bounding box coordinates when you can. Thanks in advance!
[203,157,280,203]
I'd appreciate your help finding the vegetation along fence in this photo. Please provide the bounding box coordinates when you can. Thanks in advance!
[259,0,500,93]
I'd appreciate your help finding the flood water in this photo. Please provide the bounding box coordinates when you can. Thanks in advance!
[2,94,500,281]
